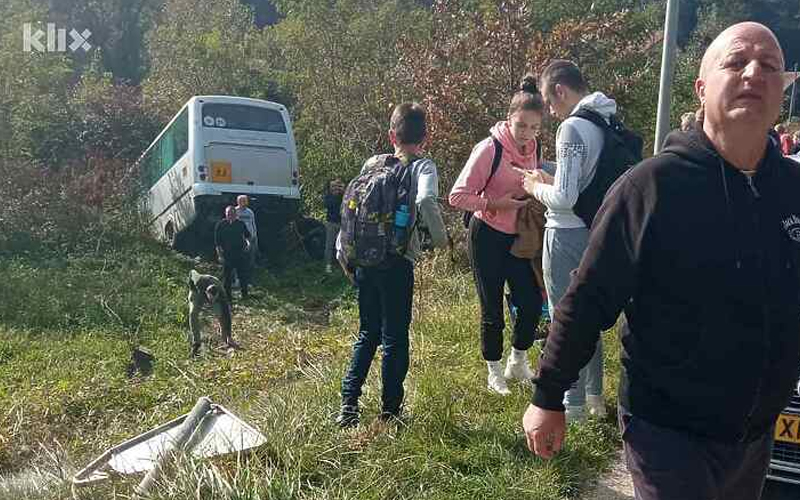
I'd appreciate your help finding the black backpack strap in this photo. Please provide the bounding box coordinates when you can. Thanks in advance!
[479,137,503,195]
[570,108,609,131]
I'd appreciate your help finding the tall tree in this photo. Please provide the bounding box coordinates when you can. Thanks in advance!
[142,0,278,122]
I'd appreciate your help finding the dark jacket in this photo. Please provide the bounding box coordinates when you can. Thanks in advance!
[214,219,251,257]
[324,193,343,223]
[533,128,800,443]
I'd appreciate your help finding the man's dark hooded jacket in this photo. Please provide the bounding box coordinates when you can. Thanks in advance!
[533,127,800,443]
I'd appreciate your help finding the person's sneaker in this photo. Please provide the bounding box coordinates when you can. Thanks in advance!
[565,405,586,423]
[325,264,333,274]
[586,395,607,418]
[335,405,359,428]
[190,344,201,358]
[504,350,536,381]
[487,362,511,396]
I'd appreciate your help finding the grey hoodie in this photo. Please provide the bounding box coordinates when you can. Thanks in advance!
[533,92,617,229]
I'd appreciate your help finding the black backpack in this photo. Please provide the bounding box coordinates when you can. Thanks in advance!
[461,138,504,228]
[339,155,416,268]
[571,109,643,228]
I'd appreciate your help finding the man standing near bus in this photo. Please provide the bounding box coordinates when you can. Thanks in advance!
[215,206,252,301]
[235,195,259,268]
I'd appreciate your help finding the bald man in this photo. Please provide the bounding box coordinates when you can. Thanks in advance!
[523,23,800,500]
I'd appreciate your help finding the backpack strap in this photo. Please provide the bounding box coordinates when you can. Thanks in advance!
[570,108,610,131]
[479,137,504,195]
[397,157,421,257]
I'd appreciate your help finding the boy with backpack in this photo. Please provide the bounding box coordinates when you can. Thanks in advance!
[335,102,448,427]
[519,60,643,421]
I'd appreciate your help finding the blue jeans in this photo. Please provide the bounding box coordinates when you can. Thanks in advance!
[341,257,413,415]
[542,227,603,407]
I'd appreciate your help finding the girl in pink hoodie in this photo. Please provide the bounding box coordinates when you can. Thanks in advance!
[449,74,545,396]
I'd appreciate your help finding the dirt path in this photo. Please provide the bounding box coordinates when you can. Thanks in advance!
[583,451,799,500]
[583,450,634,500]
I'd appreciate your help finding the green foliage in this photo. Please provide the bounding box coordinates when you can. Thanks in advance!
[30,0,166,84]
[0,248,623,499]
[0,2,76,163]
[267,0,431,211]
[70,70,161,161]
[142,0,282,123]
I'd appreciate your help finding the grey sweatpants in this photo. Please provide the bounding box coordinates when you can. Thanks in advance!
[187,291,227,350]
[542,226,604,407]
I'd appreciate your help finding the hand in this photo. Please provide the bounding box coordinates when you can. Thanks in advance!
[515,168,554,194]
[522,404,566,459]
[486,191,530,211]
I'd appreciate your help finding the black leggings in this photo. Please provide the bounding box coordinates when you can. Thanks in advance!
[468,217,542,361]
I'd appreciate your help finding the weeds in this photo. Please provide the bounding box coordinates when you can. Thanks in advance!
[0,233,622,499]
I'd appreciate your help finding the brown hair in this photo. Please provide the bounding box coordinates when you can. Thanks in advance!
[508,73,544,116]
[390,102,427,145]
[540,60,589,97]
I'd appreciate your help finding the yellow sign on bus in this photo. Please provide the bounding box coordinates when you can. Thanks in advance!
[211,161,232,183]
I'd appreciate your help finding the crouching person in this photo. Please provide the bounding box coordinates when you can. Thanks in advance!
[335,102,448,427]
[187,269,237,357]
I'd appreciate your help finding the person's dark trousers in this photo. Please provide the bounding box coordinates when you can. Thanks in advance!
[468,216,542,361]
[619,407,773,500]
[222,252,250,299]
[340,256,413,416]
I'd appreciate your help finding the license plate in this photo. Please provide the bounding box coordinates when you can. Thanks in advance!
[775,413,800,444]
[211,161,231,183]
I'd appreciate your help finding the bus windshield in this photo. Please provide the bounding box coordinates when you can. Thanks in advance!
[201,104,286,133]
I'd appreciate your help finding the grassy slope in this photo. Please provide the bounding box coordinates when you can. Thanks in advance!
[0,241,622,500]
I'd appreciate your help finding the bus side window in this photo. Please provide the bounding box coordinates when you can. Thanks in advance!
[161,133,175,175]
[174,109,189,162]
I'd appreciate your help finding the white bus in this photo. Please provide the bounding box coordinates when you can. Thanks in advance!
[138,96,300,249]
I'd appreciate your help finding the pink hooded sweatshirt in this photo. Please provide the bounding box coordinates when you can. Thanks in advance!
[449,121,539,234]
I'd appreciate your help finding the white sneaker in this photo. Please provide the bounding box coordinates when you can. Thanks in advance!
[565,405,586,423]
[586,394,607,418]
[487,361,510,396]
[504,349,536,381]
[325,264,333,274]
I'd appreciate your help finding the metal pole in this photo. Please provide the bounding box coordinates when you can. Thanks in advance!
[654,0,680,155]
[135,397,212,497]
[790,63,798,120]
